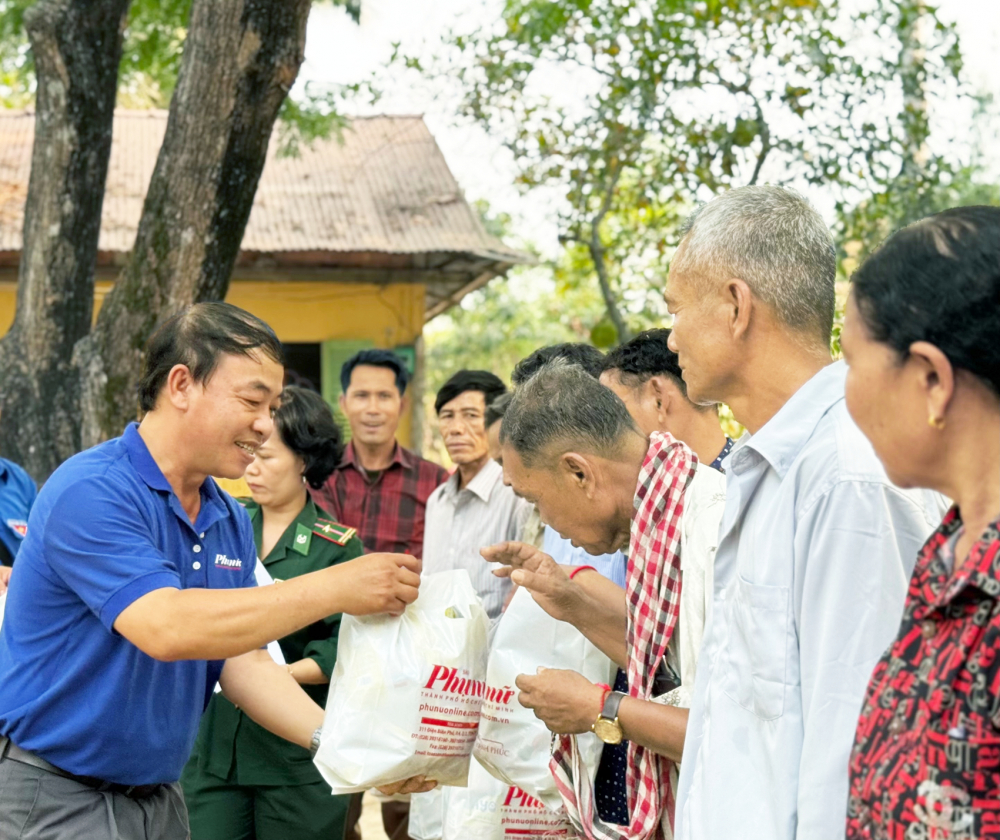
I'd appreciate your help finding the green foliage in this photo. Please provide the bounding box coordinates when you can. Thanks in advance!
[422,265,606,458]
[839,93,1000,271]
[425,268,605,394]
[425,199,605,396]
[415,0,972,344]
[0,0,370,151]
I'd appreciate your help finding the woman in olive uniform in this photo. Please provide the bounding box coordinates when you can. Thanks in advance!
[181,386,361,840]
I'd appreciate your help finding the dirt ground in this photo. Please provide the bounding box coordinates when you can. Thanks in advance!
[358,792,390,840]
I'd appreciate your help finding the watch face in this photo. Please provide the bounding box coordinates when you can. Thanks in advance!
[593,717,623,745]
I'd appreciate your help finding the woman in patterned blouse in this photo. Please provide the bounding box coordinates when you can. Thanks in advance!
[839,205,1000,838]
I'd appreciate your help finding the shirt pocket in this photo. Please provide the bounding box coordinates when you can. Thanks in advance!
[722,575,790,721]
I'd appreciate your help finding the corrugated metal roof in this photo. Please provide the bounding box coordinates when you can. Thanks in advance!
[0,110,527,260]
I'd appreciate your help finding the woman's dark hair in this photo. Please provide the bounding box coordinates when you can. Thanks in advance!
[434,370,507,414]
[852,206,1000,397]
[139,302,284,412]
[340,349,410,396]
[273,386,344,489]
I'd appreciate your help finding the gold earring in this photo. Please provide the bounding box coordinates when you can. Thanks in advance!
[928,415,946,430]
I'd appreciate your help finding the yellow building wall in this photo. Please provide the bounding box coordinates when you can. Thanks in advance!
[0,277,426,446]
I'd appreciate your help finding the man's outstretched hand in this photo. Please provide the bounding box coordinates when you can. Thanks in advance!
[337,553,421,617]
[377,775,438,795]
[481,541,580,624]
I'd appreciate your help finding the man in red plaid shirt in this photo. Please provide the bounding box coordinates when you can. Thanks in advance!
[311,350,448,560]
[310,349,447,840]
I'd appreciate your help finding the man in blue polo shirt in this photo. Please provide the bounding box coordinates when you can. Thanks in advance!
[0,452,36,569]
[0,302,423,840]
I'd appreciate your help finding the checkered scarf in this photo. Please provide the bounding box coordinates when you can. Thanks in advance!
[550,431,697,840]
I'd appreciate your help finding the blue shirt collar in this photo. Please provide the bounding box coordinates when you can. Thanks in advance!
[122,423,173,493]
[742,361,846,480]
[121,423,229,532]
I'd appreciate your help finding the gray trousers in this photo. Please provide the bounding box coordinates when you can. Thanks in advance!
[0,754,190,840]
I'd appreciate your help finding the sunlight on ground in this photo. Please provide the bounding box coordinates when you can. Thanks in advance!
[359,792,390,840]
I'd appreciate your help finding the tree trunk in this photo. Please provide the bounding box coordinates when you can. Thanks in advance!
[0,0,130,483]
[75,0,312,447]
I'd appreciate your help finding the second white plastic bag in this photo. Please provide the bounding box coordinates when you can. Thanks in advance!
[473,587,615,810]
[444,757,576,839]
[314,569,490,793]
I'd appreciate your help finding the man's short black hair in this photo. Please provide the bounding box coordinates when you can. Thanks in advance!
[511,343,605,385]
[602,329,684,392]
[138,302,284,413]
[273,386,344,490]
[340,349,410,396]
[435,370,507,415]
[485,392,513,429]
[602,329,716,411]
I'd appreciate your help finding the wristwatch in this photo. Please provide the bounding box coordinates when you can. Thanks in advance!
[309,727,322,758]
[592,691,626,745]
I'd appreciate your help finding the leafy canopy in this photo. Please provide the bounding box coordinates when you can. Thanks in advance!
[415,0,969,340]
[0,0,369,151]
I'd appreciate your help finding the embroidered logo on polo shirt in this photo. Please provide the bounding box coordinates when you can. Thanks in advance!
[214,554,243,570]
[6,519,27,538]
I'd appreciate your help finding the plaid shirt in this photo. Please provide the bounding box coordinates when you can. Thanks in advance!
[552,431,697,840]
[310,442,448,559]
[847,508,1000,840]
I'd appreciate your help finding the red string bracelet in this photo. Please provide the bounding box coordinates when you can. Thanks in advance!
[568,565,597,580]
[595,682,612,717]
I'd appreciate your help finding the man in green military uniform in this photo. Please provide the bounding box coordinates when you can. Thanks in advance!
[182,386,365,840]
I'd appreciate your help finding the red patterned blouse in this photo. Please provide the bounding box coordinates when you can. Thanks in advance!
[847,508,1000,839]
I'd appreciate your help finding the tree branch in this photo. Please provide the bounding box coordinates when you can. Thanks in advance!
[587,160,631,345]
[712,75,772,186]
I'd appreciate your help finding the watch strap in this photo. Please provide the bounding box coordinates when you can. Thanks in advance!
[600,690,626,721]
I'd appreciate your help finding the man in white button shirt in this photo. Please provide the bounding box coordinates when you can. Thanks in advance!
[423,370,532,619]
[666,186,943,840]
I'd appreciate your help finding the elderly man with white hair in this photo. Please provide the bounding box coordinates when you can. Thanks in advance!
[665,186,944,840]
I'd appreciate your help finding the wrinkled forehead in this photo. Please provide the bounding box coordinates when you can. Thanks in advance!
[666,242,724,303]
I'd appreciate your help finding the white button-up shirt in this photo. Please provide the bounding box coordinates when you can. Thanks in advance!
[675,362,944,840]
[422,458,533,619]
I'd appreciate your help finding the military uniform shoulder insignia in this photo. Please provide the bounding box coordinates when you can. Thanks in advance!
[292,522,312,555]
[312,518,357,547]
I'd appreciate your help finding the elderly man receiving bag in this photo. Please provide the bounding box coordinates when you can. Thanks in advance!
[483,361,726,840]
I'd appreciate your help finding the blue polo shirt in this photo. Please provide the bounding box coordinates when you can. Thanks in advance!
[0,457,37,563]
[0,423,256,785]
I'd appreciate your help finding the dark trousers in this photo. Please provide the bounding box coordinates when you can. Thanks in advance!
[344,794,411,840]
[182,765,350,840]
[0,753,189,840]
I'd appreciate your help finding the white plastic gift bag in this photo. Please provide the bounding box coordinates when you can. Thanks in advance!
[0,590,6,630]
[473,587,614,811]
[409,787,445,840]
[314,569,491,793]
[443,756,576,840]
